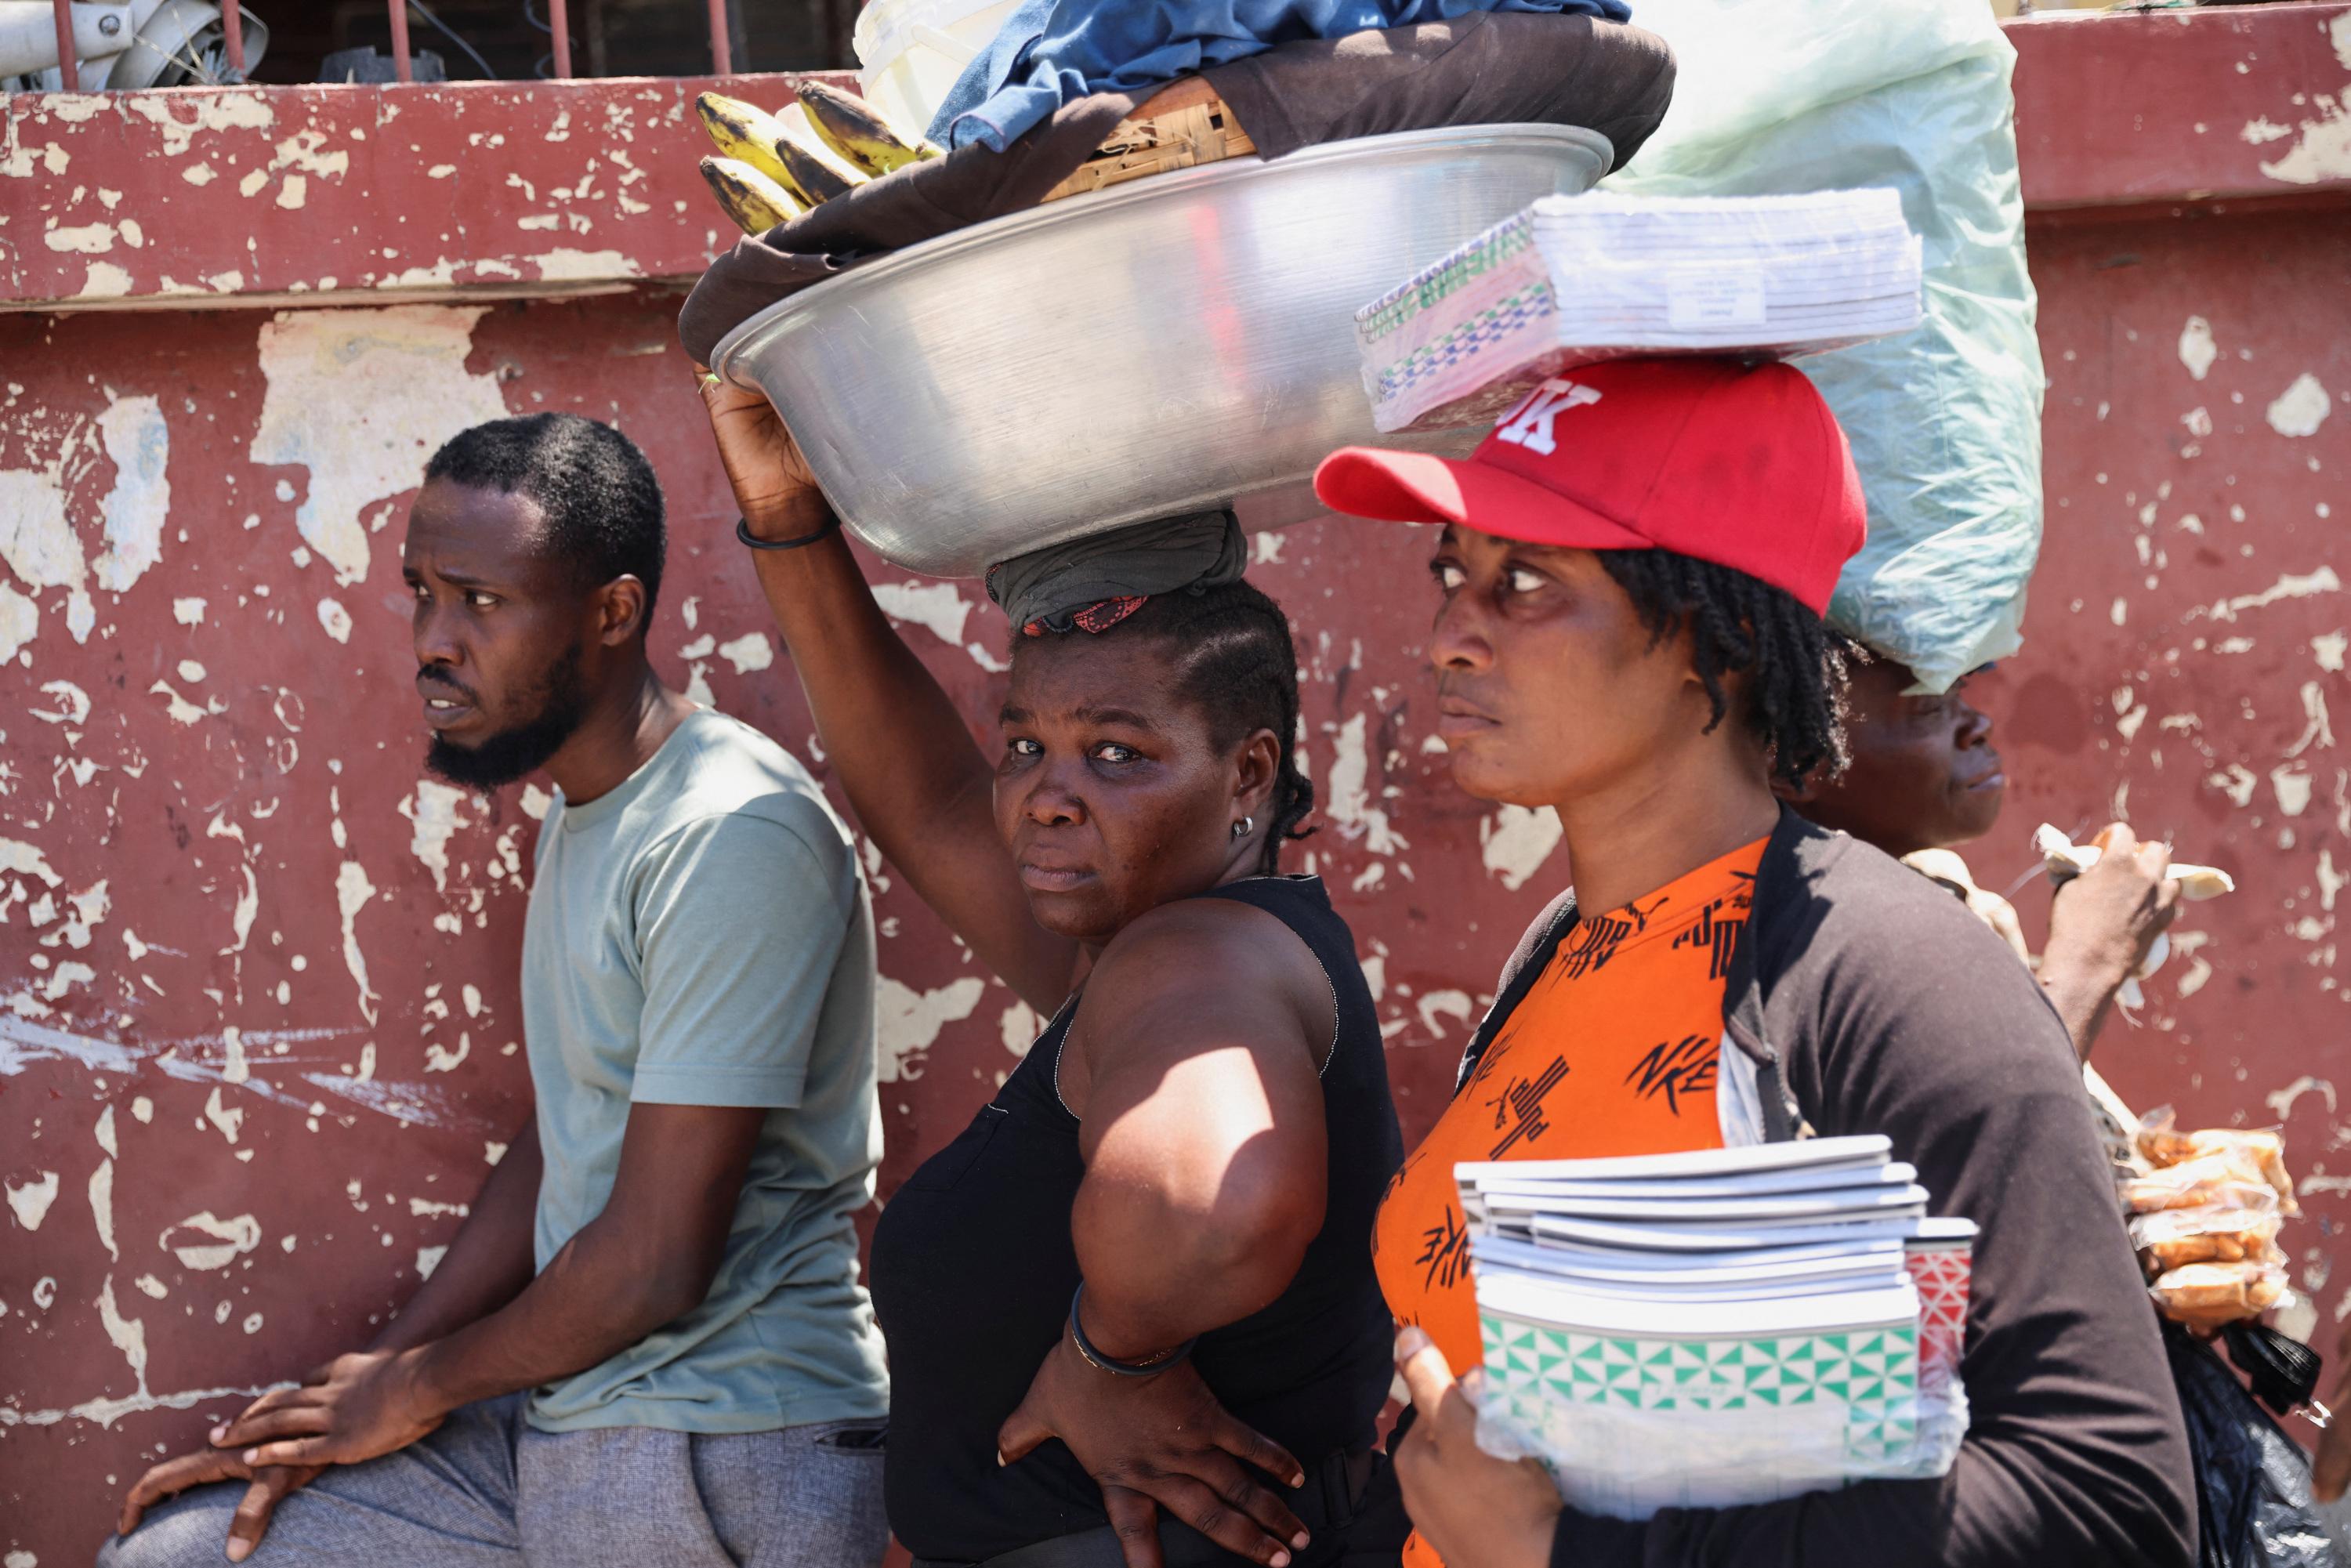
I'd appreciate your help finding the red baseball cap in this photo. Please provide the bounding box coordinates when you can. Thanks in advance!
[1313,358,1866,615]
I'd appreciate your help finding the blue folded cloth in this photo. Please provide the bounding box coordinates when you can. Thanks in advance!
[928,0,1632,153]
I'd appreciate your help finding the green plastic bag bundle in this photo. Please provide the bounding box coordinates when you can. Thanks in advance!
[1604,0,2041,693]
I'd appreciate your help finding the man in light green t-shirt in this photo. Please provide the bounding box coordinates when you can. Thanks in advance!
[106,415,889,1568]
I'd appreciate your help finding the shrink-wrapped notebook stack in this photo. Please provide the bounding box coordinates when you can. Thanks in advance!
[1459,1135,1972,1520]
[1357,188,1924,433]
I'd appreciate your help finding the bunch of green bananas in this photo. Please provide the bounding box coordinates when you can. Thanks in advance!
[695,81,943,236]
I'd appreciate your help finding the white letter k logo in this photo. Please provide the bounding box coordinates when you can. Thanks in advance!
[1493,379,1603,456]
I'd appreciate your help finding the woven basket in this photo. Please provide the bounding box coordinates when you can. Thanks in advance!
[1041,77,1259,205]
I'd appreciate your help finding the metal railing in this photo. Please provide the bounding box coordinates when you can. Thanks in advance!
[45,0,735,84]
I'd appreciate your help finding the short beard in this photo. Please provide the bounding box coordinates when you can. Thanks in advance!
[425,643,589,791]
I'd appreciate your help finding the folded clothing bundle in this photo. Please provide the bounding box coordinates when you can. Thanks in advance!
[1356,186,1921,433]
[926,0,1631,154]
[679,12,1675,364]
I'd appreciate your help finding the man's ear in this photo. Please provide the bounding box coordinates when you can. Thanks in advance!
[1772,772,1817,806]
[596,576,648,646]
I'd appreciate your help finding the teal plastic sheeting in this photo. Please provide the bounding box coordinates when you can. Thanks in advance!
[1607,0,2041,694]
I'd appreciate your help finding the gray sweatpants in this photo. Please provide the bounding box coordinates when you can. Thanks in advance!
[97,1394,888,1568]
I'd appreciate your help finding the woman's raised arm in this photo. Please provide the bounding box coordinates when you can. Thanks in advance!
[698,374,1079,1011]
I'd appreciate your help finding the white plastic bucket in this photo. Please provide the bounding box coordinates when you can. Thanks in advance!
[853,0,1023,139]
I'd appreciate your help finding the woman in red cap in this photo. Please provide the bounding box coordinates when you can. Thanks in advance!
[1310,357,2195,1568]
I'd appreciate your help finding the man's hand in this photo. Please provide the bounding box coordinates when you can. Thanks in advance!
[118,1444,324,1563]
[998,1331,1311,1568]
[2040,822,2183,1059]
[694,366,829,538]
[1390,1327,1559,1568]
[210,1348,447,1471]
[2047,823,2182,984]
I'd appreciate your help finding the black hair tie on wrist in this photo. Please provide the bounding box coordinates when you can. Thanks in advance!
[737,513,841,552]
[1068,1282,1197,1378]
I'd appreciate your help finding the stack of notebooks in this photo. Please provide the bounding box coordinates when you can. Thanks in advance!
[1356,188,1925,433]
[1459,1135,1972,1520]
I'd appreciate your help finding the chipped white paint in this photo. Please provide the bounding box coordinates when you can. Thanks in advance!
[875,975,987,1083]
[2315,632,2347,672]
[2209,763,2259,809]
[89,1155,115,1261]
[521,783,553,821]
[531,248,638,281]
[2274,765,2313,817]
[90,396,170,594]
[5,1171,59,1232]
[2321,849,2349,913]
[424,1033,470,1073]
[1415,990,1474,1037]
[0,584,35,662]
[2259,96,2351,185]
[336,860,380,1023]
[317,596,353,643]
[418,1244,449,1280]
[2242,117,2292,146]
[2286,680,2335,759]
[96,1273,146,1393]
[1479,805,1563,893]
[202,1086,243,1144]
[121,90,274,155]
[172,596,206,626]
[42,223,118,255]
[0,465,82,595]
[249,307,508,586]
[2209,567,2342,622]
[2266,1076,2336,1122]
[716,632,773,674]
[874,581,974,647]
[79,259,132,299]
[159,1211,261,1272]
[0,838,63,888]
[2177,317,2218,381]
[1000,1000,1040,1058]
[402,781,470,893]
[1322,713,1408,856]
[2266,373,2332,439]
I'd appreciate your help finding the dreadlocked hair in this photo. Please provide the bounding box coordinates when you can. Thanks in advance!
[1595,549,1852,790]
[1085,581,1314,876]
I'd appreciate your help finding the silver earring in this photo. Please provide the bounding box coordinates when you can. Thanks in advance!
[1232,816,1254,839]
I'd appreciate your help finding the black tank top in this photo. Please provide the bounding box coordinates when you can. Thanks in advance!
[869,876,1404,1565]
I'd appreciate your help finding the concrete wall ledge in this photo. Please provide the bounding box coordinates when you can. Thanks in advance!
[0,73,829,313]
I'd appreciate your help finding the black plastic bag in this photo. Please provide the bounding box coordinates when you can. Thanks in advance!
[2166,1323,2340,1568]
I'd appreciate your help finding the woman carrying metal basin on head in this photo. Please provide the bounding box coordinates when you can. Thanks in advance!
[696,374,1405,1568]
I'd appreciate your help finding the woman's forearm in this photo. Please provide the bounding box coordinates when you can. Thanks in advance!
[743,509,1078,1009]
[745,516,998,871]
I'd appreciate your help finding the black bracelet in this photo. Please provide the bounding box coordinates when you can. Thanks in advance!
[736,513,841,552]
[1068,1283,1197,1378]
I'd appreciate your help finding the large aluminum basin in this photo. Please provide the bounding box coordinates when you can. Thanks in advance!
[712,123,1613,579]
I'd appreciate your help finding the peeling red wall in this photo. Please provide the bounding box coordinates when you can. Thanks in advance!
[5,9,2351,1563]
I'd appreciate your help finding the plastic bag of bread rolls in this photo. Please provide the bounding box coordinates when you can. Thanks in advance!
[2148,1258,2287,1331]
[2134,1107,2299,1215]
[2127,1198,2284,1276]
[2122,1152,2277,1215]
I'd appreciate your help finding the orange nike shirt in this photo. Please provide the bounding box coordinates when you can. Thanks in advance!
[1374,838,1767,1565]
